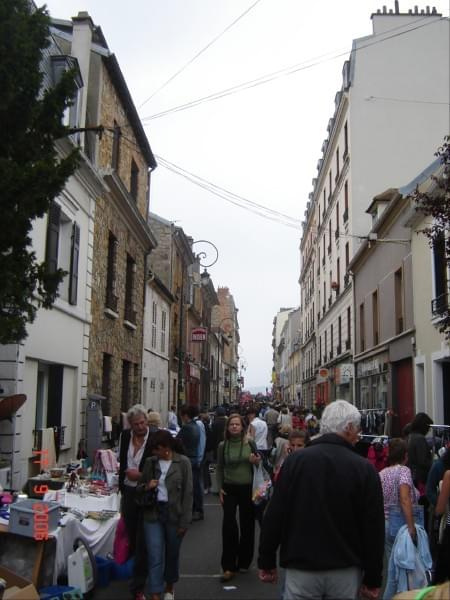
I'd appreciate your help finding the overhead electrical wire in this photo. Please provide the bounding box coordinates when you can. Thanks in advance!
[139,15,443,122]
[155,154,302,230]
[138,0,263,110]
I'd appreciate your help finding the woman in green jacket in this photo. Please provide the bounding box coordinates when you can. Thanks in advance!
[217,413,261,582]
[137,429,192,600]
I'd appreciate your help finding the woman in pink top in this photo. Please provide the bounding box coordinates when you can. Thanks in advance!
[379,438,420,562]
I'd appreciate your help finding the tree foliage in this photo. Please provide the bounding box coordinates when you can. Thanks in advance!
[0,0,79,344]
[412,136,450,338]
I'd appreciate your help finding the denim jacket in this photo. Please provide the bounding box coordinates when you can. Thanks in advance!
[384,524,432,599]
[137,453,193,529]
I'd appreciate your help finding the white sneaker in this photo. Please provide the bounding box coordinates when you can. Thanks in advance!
[163,593,174,600]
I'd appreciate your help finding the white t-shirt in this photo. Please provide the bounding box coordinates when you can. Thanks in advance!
[251,417,268,450]
[124,429,149,487]
[157,459,172,502]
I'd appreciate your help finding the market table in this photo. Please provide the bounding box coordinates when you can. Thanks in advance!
[42,490,121,581]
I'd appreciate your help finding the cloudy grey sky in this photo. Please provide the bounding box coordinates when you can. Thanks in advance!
[44,0,449,389]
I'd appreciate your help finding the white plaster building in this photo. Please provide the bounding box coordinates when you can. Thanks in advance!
[0,31,104,489]
[300,3,449,411]
[142,275,173,425]
[405,160,450,423]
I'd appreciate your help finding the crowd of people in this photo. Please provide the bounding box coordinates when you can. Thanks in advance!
[116,400,450,600]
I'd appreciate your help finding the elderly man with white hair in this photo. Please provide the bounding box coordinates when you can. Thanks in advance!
[118,404,157,600]
[258,400,385,600]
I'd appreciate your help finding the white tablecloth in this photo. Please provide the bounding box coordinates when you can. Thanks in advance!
[44,490,120,512]
[53,512,120,581]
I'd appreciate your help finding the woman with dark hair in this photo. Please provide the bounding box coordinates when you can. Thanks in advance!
[407,412,433,493]
[216,413,261,582]
[137,429,192,600]
[379,438,420,563]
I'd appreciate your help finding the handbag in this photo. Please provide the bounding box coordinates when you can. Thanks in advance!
[135,459,158,508]
[388,466,424,538]
[252,463,272,506]
[113,515,130,564]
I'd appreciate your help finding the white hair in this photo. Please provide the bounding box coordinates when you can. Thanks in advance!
[320,400,361,434]
[127,404,148,422]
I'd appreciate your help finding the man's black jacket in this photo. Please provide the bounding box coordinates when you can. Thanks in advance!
[258,433,385,588]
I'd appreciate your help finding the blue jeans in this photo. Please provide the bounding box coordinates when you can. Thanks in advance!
[144,503,183,595]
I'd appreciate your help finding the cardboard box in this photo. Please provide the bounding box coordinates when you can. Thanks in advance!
[0,566,39,600]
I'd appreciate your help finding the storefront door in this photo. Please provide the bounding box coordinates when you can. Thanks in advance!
[393,358,415,432]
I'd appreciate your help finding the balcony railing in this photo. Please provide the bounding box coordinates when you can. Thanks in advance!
[343,208,349,223]
[337,344,342,355]
[345,338,351,350]
[431,288,450,317]
[327,244,332,255]
[328,295,332,307]
[344,273,350,287]
[335,228,340,240]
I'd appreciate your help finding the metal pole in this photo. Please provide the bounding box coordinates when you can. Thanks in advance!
[216,334,220,406]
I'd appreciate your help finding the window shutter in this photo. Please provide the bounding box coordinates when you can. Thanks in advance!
[46,202,61,274]
[69,222,80,305]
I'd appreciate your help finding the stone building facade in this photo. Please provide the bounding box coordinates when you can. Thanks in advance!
[52,14,157,424]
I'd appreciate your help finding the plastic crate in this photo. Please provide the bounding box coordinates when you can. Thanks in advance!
[111,557,134,580]
[95,556,114,587]
[9,499,60,538]
[39,585,82,599]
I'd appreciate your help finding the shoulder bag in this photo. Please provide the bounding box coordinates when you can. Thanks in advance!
[135,458,158,508]
[388,466,424,538]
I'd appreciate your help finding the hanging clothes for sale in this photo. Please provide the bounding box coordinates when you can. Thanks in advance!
[367,437,389,472]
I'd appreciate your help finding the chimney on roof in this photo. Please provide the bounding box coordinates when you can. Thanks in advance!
[431,6,437,13]
[394,0,400,13]
[426,5,430,13]
[414,5,419,13]
[382,5,387,13]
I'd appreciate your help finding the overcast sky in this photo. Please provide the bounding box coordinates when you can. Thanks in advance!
[44,0,449,390]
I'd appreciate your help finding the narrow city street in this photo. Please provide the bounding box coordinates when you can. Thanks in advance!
[94,492,281,600]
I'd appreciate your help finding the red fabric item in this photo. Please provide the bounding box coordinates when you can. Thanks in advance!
[113,516,130,564]
[367,444,388,472]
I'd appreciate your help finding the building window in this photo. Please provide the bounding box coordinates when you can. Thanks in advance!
[161,309,167,353]
[111,120,121,170]
[130,158,139,200]
[432,232,449,316]
[124,254,136,324]
[343,181,349,222]
[328,171,332,200]
[344,121,349,158]
[338,315,342,351]
[323,189,326,216]
[336,147,340,180]
[102,353,112,415]
[45,201,80,305]
[347,306,351,349]
[372,290,379,345]
[121,360,131,412]
[395,268,404,334]
[324,330,328,360]
[151,301,157,349]
[360,303,365,352]
[150,378,156,392]
[345,242,350,271]
[106,232,118,312]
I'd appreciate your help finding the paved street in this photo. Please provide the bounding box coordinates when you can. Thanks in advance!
[94,492,281,600]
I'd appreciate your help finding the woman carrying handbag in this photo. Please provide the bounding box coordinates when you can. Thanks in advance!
[136,430,192,600]
[216,413,261,582]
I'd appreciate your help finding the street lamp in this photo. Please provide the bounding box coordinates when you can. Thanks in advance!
[177,239,218,407]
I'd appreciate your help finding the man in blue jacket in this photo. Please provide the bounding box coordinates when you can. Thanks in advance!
[258,400,384,600]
